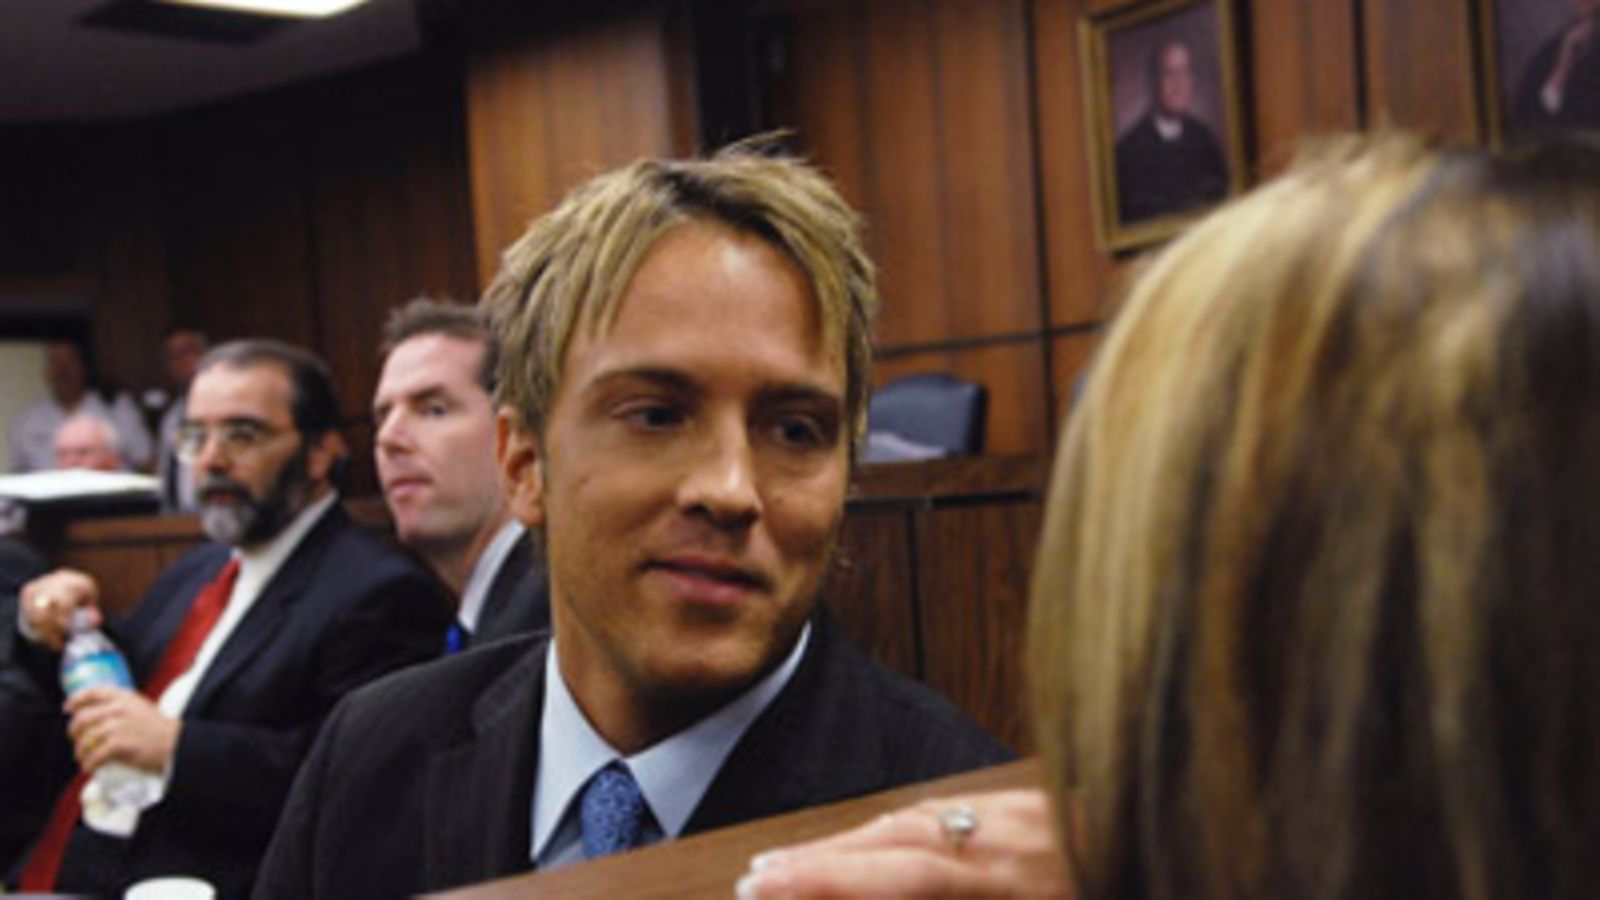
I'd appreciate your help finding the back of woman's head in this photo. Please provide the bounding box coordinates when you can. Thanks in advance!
[1029,135,1600,900]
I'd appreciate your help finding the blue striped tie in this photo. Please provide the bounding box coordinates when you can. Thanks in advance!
[580,761,646,859]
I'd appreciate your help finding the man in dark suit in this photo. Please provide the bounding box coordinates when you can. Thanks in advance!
[373,298,550,650]
[0,538,56,874]
[1115,36,1229,224]
[256,145,1013,898]
[8,340,451,897]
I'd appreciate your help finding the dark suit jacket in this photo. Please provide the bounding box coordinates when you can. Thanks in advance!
[1115,111,1228,224]
[469,535,550,646]
[255,611,1014,898]
[11,504,452,898]
[0,539,58,874]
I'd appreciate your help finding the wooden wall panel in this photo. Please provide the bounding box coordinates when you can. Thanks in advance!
[1031,0,1120,330]
[464,6,695,284]
[1361,0,1480,140]
[1248,0,1361,173]
[1049,328,1099,423]
[824,506,920,678]
[41,54,479,496]
[769,0,1042,348]
[304,56,479,493]
[876,340,1051,457]
[162,104,320,350]
[915,498,1041,751]
[84,126,176,393]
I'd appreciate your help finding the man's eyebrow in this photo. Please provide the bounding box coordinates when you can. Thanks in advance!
[586,367,698,395]
[181,414,274,429]
[754,383,843,410]
[373,383,450,414]
[586,368,842,407]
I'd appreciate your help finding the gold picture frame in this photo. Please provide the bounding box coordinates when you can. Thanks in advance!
[1478,0,1600,145]
[1081,0,1245,252]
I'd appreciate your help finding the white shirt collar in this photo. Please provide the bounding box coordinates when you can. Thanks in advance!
[530,623,812,867]
[156,490,338,719]
[234,491,338,588]
[457,519,524,633]
[1154,110,1185,141]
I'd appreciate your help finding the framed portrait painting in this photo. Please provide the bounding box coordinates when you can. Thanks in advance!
[1081,0,1245,251]
[1481,0,1600,143]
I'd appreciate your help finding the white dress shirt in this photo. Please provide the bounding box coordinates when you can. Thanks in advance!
[457,520,525,634]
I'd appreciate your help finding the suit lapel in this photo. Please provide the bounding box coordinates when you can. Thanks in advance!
[183,507,340,712]
[687,613,889,832]
[422,642,546,886]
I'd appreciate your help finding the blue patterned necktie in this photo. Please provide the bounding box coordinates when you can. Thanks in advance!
[580,761,646,859]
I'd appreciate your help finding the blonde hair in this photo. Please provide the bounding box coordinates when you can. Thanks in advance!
[481,140,878,443]
[1030,135,1600,900]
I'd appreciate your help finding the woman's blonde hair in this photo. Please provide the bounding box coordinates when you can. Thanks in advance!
[1030,135,1600,900]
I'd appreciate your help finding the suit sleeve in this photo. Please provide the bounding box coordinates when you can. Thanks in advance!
[251,690,348,900]
[159,569,447,839]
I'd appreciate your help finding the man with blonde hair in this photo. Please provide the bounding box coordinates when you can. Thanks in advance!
[257,143,1011,897]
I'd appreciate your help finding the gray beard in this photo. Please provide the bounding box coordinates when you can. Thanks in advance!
[197,448,310,548]
[199,503,251,546]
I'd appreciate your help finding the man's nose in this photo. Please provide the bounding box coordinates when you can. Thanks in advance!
[680,422,760,529]
[375,410,411,454]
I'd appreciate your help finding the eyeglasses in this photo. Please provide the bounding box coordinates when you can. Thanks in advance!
[175,420,292,463]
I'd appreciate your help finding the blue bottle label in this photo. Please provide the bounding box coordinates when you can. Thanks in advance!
[64,650,135,695]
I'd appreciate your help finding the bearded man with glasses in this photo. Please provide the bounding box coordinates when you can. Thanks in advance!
[6,339,452,898]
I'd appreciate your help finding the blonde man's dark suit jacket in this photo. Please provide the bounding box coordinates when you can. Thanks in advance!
[13,505,452,898]
[255,611,1014,898]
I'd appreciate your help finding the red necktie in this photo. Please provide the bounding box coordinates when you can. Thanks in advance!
[19,558,241,891]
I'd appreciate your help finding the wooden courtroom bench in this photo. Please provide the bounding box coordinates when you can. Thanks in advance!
[33,456,1046,751]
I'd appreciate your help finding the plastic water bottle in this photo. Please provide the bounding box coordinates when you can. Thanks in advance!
[59,608,162,836]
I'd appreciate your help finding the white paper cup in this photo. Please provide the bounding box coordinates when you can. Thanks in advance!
[124,876,217,900]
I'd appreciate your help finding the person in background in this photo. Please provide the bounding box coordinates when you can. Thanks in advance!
[154,328,210,511]
[7,339,451,898]
[738,136,1600,900]
[255,142,1013,898]
[374,298,550,650]
[1114,36,1229,224]
[9,340,152,473]
[52,415,124,473]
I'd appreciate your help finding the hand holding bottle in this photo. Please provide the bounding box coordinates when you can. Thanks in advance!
[20,568,102,651]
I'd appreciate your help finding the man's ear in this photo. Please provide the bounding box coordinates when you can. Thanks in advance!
[497,408,545,529]
[306,430,346,485]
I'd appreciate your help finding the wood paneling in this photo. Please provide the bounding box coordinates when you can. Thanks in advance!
[769,0,1043,348]
[916,498,1041,751]
[824,506,919,677]
[60,54,479,495]
[84,126,175,392]
[1032,0,1118,331]
[876,340,1052,457]
[1248,0,1361,173]
[1362,0,1480,140]
[1049,328,1099,423]
[162,102,320,349]
[303,56,479,494]
[464,5,696,284]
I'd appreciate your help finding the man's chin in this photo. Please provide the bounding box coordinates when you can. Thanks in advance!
[200,505,251,546]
